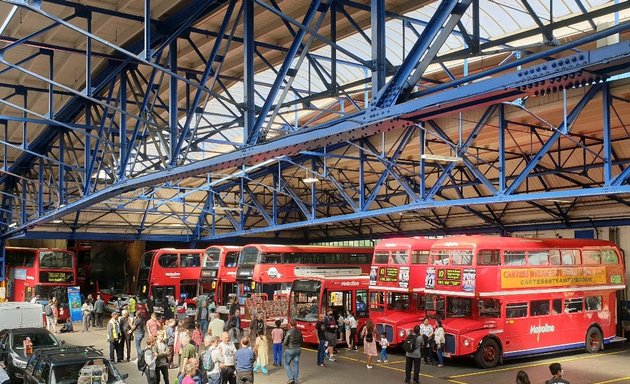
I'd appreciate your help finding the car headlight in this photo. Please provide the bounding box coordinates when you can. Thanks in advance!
[14,357,27,369]
[399,329,407,338]
[463,339,470,347]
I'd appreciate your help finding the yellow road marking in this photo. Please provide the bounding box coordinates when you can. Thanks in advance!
[302,347,434,378]
[593,378,630,384]
[447,380,469,384]
[450,350,629,379]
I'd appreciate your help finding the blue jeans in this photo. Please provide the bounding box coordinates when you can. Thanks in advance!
[135,332,145,357]
[199,319,209,336]
[317,339,327,365]
[380,347,388,361]
[436,345,444,365]
[273,343,283,365]
[283,348,301,383]
[208,372,221,384]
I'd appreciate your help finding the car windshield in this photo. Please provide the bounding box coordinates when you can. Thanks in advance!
[51,359,121,384]
[13,332,59,357]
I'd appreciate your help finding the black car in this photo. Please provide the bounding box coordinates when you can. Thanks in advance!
[23,345,128,384]
[0,327,62,382]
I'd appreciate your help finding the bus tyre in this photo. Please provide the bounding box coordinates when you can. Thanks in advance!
[475,338,500,369]
[586,327,603,353]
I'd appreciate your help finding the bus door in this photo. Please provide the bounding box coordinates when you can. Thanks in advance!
[153,286,175,303]
[323,288,354,319]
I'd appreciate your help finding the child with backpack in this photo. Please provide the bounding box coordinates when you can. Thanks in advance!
[377,332,389,363]
[138,336,157,384]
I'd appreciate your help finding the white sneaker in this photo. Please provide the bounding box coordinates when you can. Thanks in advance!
[384,360,389,363]
[377,360,382,363]
[367,365,373,369]
[328,357,336,362]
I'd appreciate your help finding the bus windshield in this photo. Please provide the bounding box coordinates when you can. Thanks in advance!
[39,251,73,269]
[240,248,259,265]
[447,297,472,318]
[290,280,321,322]
[424,294,445,319]
[204,248,221,268]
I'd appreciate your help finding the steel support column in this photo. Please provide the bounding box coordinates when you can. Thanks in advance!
[243,0,255,143]
[371,0,386,93]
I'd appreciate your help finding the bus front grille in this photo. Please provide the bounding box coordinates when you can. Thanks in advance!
[376,324,393,343]
[444,334,456,354]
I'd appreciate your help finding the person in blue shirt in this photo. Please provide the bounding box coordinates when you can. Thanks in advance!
[234,336,256,383]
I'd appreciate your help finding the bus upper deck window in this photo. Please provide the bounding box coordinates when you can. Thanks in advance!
[411,251,429,264]
[561,250,580,265]
[477,250,500,265]
[583,251,601,265]
[602,249,619,264]
[373,252,389,264]
[504,251,526,266]
[527,250,549,266]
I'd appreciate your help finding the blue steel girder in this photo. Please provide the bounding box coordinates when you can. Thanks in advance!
[0,16,628,240]
[372,0,473,108]
[0,0,226,204]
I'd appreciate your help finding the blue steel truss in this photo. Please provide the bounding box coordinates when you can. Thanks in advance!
[0,0,629,244]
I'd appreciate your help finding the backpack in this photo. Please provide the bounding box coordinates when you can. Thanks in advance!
[403,333,418,353]
[364,330,373,343]
[44,304,53,317]
[137,348,147,372]
[201,347,215,372]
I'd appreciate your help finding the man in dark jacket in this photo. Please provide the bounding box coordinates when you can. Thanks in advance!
[545,363,571,384]
[404,325,423,384]
[93,295,105,327]
[283,320,303,384]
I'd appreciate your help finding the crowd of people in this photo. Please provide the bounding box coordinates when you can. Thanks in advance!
[37,293,575,384]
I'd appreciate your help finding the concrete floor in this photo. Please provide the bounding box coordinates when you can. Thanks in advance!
[56,327,630,384]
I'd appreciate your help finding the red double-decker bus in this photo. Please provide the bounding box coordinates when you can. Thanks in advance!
[424,235,626,368]
[288,276,370,344]
[368,237,436,345]
[236,244,373,299]
[137,248,205,312]
[3,247,76,321]
[198,246,241,306]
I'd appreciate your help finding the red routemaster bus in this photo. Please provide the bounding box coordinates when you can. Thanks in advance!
[236,244,373,300]
[137,248,205,312]
[368,237,436,345]
[288,276,370,344]
[3,247,76,321]
[424,235,626,368]
[198,246,241,306]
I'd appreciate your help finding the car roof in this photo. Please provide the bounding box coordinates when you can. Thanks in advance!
[31,346,106,364]
[4,328,53,335]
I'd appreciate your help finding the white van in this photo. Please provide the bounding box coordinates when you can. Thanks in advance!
[0,302,44,331]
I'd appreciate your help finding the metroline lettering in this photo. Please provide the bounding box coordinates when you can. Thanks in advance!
[530,324,555,334]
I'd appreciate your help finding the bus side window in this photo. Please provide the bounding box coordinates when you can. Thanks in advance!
[477,250,500,265]
[527,250,549,266]
[585,296,602,311]
[504,251,526,266]
[564,298,583,313]
[530,299,550,316]
[548,250,561,266]
[506,303,528,318]
[552,299,562,315]
[583,251,601,265]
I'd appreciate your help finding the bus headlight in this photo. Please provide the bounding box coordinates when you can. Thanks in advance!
[463,339,471,347]
[399,329,407,338]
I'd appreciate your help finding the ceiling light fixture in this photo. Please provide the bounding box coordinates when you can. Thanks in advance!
[546,199,573,204]
[8,222,17,228]
[52,219,63,224]
[421,154,462,163]
[214,206,243,212]
[302,177,319,184]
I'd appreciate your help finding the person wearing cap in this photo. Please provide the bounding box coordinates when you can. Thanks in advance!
[108,311,123,362]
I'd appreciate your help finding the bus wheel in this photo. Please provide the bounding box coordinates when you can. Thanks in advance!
[475,338,500,368]
[586,327,603,353]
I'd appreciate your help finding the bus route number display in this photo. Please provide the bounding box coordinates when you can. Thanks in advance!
[379,267,399,283]
[39,271,74,283]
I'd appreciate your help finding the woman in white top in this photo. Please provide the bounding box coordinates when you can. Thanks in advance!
[434,320,446,367]
[345,311,358,350]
